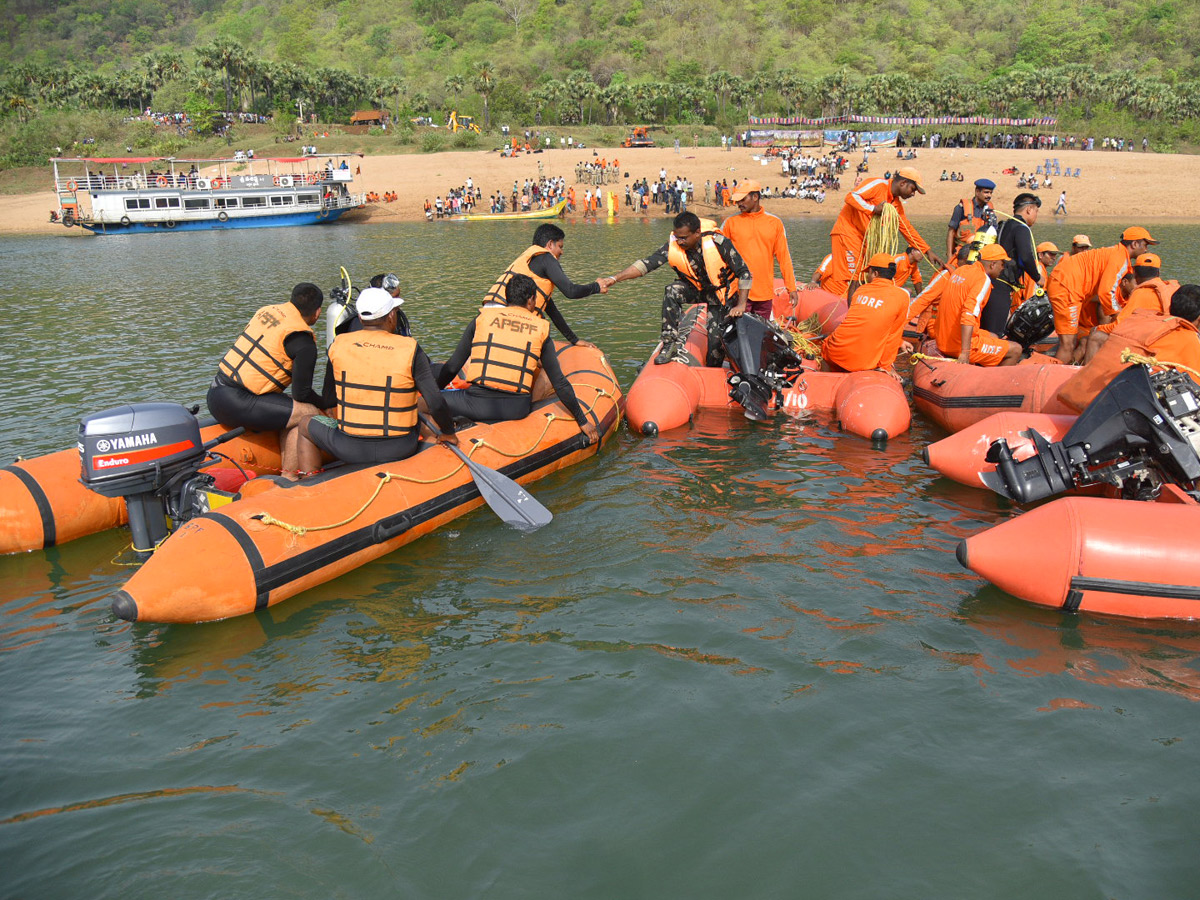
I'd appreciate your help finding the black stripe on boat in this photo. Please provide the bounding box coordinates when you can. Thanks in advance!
[2,464,56,548]
[233,405,618,604]
[912,387,1027,409]
[1069,575,1200,603]
[206,512,270,609]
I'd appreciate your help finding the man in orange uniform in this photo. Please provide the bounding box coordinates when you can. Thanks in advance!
[1083,253,1181,362]
[908,245,970,336]
[933,244,1022,366]
[1059,285,1200,411]
[1046,226,1158,363]
[721,179,799,319]
[821,167,942,298]
[822,253,911,375]
[810,253,833,287]
[892,246,924,294]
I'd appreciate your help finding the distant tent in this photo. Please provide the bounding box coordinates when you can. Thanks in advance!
[350,110,387,126]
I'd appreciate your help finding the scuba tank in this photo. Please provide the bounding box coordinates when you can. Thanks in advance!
[1005,291,1055,351]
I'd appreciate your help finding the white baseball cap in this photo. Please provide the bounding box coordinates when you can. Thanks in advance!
[356,286,403,320]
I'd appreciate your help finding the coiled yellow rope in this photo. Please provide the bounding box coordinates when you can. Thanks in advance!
[856,204,900,283]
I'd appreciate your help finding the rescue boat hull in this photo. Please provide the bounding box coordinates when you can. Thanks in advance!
[912,356,1077,434]
[110,346,622,624]
[958,494,1200,621]
[1,425,281,555]
[923,412,1077,488]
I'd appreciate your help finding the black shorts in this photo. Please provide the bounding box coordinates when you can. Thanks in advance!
[441,386,531,423]
[307,416,419,465]
[206,379,293,432]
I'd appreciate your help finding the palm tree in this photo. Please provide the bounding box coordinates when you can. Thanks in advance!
[704,70,734,119]
[196,38,247,111]
[444,74,466,106]
[473,62,496,128]
[563,71,594,125]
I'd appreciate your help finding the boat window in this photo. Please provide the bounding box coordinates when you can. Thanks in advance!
[269,196,297,206]
[270,196,283,206]
[243,197,266,208]
[154,197,182,209]
[297,193,319,204]
[125,199,139,210]
[215,198,239,209]
[184,198,210,210]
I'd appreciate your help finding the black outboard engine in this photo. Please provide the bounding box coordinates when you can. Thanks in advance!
[79,403,243,556]
[721,314,805,422]
[982,366,1200,503]
[1005,292,1055,351]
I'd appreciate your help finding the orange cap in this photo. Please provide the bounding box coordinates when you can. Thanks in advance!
[1036,241,1061,254]
[1121,226,1158,244]
[1072,234,1091,247]
[867,252,896,269]
[895,167,925,193]
[729,179,761,201]
[1134,253,1161,268]
[980,245,1009,262]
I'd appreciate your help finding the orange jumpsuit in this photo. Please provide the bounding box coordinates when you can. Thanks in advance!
[822,277,911,371]
[822,178,931,298]
[721,208,797,317]
[1046,244,1131,336]
[908,267,953,335]
[813,254,833,284]
[892,253,924,293]
[933,262,1010,365]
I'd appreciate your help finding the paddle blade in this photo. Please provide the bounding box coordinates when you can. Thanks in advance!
[451,444,553,532]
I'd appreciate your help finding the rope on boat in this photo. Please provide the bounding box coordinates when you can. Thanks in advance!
[1121,350,1200,381]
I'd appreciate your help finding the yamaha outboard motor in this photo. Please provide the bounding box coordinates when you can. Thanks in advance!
[721,314,804,422]
[982,366,1200,503]
[80,403,244,556]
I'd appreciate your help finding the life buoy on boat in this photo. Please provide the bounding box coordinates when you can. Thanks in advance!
[164,220,177,229]
[66,180,78,192]
[197,177,211,190]
[306,173,319,185]
[211,177,224,189]
[156,176,168,187]
[120,216,131,227]
[273,176,282,186]
[217,211,229,223]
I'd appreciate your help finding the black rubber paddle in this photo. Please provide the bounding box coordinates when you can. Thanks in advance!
[418,413,552,532]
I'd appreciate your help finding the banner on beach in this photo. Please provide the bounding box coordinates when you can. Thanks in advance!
[824,130,899,146]
[747,129,823,147]
[750,114,1059,128]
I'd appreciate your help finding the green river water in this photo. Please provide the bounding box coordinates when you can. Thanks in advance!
[2,218,1199,899]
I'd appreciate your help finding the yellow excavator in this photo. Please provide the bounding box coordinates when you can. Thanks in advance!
[447,111,482,134]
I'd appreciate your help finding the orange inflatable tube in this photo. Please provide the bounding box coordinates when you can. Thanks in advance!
[625,304,910,440]
[923,412,1076,487]
[1,424,281,555]
[911,356,1078,434]
[110,346,622,624]
[958,492,1200,620]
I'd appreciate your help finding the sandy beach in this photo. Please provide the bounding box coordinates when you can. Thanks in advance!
[4,144,1198,236]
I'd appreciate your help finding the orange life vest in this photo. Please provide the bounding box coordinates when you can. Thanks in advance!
[218,302,313,395]
[666,219,738,303]
[1057,310,1185,412]
[484,246,556,312]
[1123,278,1180,318]
[463,304,550,393]
[327,330,419,437]
[954,196,993,247]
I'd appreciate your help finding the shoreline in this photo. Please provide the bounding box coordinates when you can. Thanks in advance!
[3,145,1197,236]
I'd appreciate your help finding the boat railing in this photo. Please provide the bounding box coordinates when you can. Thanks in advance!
[55,173,346,194]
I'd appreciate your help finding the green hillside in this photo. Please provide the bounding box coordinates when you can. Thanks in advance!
[3,0,1199,164]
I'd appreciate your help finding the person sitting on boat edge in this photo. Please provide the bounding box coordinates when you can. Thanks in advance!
[207,283,328,481]
[484,223,611,348]
[437,275,599,443]
[821,253,912,378]
[932,244,1023,367]
[305,288,457,465]
[605,211,752,366]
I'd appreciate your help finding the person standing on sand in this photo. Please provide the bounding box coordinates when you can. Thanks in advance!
[1055,191,1068,215]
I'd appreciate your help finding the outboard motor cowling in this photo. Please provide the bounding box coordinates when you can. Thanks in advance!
[79,403,241,555]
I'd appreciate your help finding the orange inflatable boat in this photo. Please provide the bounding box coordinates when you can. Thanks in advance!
[625,304,910,440]
[959,490,1200,620]
[911,356,1077,434]
[923,412,1076,488]
[1,423,280,555]
[110,345,622,624]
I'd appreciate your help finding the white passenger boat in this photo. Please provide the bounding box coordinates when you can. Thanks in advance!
[51,154,366,234]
